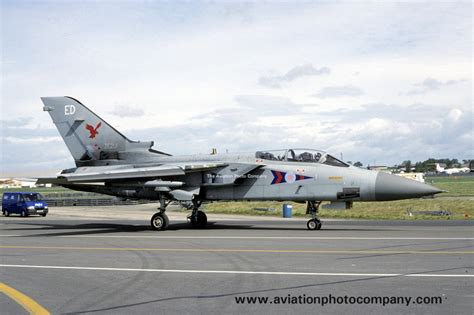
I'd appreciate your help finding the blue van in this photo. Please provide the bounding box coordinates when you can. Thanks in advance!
[2,192,49,217]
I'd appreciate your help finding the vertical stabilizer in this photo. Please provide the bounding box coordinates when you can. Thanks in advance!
[41,96,152,165]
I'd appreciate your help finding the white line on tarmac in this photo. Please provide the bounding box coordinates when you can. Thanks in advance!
[0,235,472,240]
[0,264,472,278]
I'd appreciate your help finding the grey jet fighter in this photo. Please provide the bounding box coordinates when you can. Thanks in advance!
[38,96,443,230]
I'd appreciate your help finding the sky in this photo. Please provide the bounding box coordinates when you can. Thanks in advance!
[0,0,472,177]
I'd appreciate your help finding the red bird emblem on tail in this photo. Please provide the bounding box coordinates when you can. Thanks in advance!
[85,122,102,139]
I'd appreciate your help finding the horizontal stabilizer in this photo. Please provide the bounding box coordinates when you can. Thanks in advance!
[36,177,69,185]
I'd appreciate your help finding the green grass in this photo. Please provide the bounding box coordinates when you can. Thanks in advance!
[425,176,474,196]
[202,199,474,220]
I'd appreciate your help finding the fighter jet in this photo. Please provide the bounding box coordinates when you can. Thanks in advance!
[38,96,443,231]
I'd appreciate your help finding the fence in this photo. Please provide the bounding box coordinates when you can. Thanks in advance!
[42,192,154,207]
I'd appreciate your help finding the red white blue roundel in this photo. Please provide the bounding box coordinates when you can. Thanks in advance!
[285,172,296,183]
[271,170,312,185]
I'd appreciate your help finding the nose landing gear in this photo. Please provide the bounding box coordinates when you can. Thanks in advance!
[306,201,322,230]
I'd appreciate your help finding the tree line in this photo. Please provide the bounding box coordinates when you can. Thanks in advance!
[399,158,470,173]
[346,159,472,173]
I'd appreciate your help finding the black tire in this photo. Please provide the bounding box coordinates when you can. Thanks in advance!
[307,219,322,230]
[150,212,169,231]
[21,210,27,217]
[191,211,207,228]
[307,219,317,230]
[315,219,322,230]
[41,213,47,217]
[3,209,9,217]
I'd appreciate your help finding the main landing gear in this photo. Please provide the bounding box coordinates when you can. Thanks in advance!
[306,201,322,231]
[187,199,207,228]
[150,195,208,231]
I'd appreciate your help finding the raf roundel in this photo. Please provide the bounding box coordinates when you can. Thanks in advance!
[285,172,296,183]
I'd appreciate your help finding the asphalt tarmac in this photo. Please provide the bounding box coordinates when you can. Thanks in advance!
[0,206,473,314]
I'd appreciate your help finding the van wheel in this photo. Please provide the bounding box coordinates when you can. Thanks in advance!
[3,210,9,217]
[21,210,27,217]
[41,214,47,217]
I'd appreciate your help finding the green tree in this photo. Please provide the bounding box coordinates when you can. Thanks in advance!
[402,160,412,173]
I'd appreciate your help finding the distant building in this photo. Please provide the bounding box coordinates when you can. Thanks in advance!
[0,178,51,189]
[0,178,21,189]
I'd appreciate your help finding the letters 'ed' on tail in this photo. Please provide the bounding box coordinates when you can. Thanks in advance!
[40,96,168,166]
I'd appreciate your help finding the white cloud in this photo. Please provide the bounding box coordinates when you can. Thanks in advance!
[124,101,472,167]
[4,136,62,144]
[447,108,463,122]
[109,105,145,117]
[1,1,472,174]
[312,85,364,98]
[407,77,467,95]
[258,64,330,88]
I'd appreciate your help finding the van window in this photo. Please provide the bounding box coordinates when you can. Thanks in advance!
[23,194,42,201]
[10,195,15,200]
[3,195,8,200]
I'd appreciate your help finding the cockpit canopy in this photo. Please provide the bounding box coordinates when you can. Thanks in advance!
[255,149,349,167]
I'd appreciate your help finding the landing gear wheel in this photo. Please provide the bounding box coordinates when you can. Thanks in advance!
[307,219,322,231]
[190,211,207,228]
[306,201,322,230]
[150,212,169,231]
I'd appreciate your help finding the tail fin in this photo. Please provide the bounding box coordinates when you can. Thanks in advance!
[41,96,163,166]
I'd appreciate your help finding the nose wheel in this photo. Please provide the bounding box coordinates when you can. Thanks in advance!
[306,201,322,231]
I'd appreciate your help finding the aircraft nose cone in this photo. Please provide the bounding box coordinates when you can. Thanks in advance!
[375,172,443,201]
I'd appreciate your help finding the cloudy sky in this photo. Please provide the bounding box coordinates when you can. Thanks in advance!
[1,0,472,176]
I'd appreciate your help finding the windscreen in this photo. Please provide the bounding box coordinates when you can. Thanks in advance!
[23,193,43,201]
[322,155,349,167]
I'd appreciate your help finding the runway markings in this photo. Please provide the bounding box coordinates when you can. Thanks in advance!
[0,235,473,240]
[0,264,472,278]
[1,245,473,255]
[0,282,50,315]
